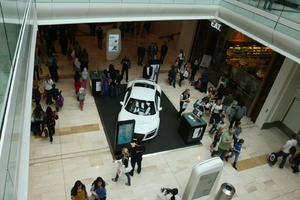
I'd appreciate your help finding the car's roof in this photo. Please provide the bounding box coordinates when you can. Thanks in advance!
[130,86,155,101]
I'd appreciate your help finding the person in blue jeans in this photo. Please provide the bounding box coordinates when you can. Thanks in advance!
[225,139,244,170]
[274,134,297,169]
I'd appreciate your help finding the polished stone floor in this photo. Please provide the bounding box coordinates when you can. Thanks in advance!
[29,25,300,200]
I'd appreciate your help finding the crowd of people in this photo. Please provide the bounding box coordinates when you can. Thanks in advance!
[30,24,299,200]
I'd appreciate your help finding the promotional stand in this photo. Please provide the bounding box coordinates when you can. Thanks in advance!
[90,70,102,96]
[148,59,161,83]
[178,113,207,144]
[106,29,121,61]
[114,120,135,159]
[182,158,224,200]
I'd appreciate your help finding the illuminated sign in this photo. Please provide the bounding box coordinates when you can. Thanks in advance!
[211,21,221,31]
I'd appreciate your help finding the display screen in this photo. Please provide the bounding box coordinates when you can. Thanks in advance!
[192,108,202,118]
[192,171,219,198]
[108,34,119,52]
[117,122,134,145]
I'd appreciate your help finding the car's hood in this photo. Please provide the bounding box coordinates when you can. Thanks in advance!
[118,110,159,134]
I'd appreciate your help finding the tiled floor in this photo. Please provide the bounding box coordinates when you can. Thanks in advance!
[29,25,300,200]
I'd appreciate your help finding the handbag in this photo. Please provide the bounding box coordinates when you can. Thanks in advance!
[124,157,133,173]
[183,70,189,78]
[42,127,49,137]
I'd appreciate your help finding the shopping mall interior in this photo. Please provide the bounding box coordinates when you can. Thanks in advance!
[0,1,300,200]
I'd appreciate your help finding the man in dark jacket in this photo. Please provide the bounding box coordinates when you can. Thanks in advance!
[129,138,145,176]
[121,56,131,82]
[160,42,168,64]
[137,44,146,66]
[96,27,104,49]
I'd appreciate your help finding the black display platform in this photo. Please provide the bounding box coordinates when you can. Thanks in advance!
[94,85,197,154]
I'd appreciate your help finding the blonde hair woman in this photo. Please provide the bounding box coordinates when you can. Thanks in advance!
[112,148,132,186]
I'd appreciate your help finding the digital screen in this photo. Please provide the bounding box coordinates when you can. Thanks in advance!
[117,123,134,145]
[108,34,119,52]
[192,172,219,198]
[192,108,202,118]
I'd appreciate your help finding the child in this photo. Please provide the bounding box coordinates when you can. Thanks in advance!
[77,87,86,111]
[225,138,244,169]
[233,121,242,143]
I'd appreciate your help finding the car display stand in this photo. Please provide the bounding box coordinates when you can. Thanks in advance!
[178,113,207,144]
[90,70,102,96]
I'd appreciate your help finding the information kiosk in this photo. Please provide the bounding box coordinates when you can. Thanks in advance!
[182,157,224,200]
[114,120,135,159]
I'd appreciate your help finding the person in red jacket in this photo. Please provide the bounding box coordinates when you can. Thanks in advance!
[74,80,81,95]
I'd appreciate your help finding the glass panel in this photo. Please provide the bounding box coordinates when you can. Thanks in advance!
[122,0,150,2]
[90,0,121,2]
[174,0,195,3]
[281,6,300,24]
[275,23,300,41]
[3,173,14,200]
[17,0,29,21]
[52,0,89,2]
[1,0,22,59]
[150,0,174,3]
[36,0,52,2]
[0,6,13,128]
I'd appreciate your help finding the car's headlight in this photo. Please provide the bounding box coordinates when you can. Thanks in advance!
[145,129,157,139]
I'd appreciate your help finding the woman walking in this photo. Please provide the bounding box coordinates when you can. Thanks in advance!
[77,87,86,111]
[71,180,88,200]
[44,106,57,143]
[112,148,132,186]
[81,68,89,88]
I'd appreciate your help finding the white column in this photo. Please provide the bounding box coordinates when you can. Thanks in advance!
[256,57,300,128]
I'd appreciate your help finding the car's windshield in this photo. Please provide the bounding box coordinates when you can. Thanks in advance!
[125,98,156,116]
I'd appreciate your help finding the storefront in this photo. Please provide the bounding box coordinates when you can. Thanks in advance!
[190,20,285,121]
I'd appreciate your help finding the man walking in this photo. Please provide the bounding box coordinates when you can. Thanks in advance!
[96,26,104,49]
[137,44,146,66]
[211,128,235,160]
[160,42,168,64]
[129,138,145,176]
[275,134,297,169]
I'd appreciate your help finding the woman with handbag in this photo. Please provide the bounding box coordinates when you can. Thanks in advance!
[178,63,189,87]
[112,148,132,186]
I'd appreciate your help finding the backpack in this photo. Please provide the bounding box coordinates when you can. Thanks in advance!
[267,152,278,165]
[57,95,64,107]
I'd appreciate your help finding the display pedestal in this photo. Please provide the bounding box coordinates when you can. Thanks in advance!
[178,113,207,144]
[90,70,102,96]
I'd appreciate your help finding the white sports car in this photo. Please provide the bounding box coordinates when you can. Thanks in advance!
[118,79,162,141]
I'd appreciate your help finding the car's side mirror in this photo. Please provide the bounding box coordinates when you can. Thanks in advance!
[159,107,162,111]
[120,101,124,106]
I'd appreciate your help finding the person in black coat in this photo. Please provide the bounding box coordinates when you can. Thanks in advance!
[129,138,146,176]
[137,44,146,66]
[96,27,104,49]
[160,42,168,64]
[143,65,153,79]
[121,56,131,82]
